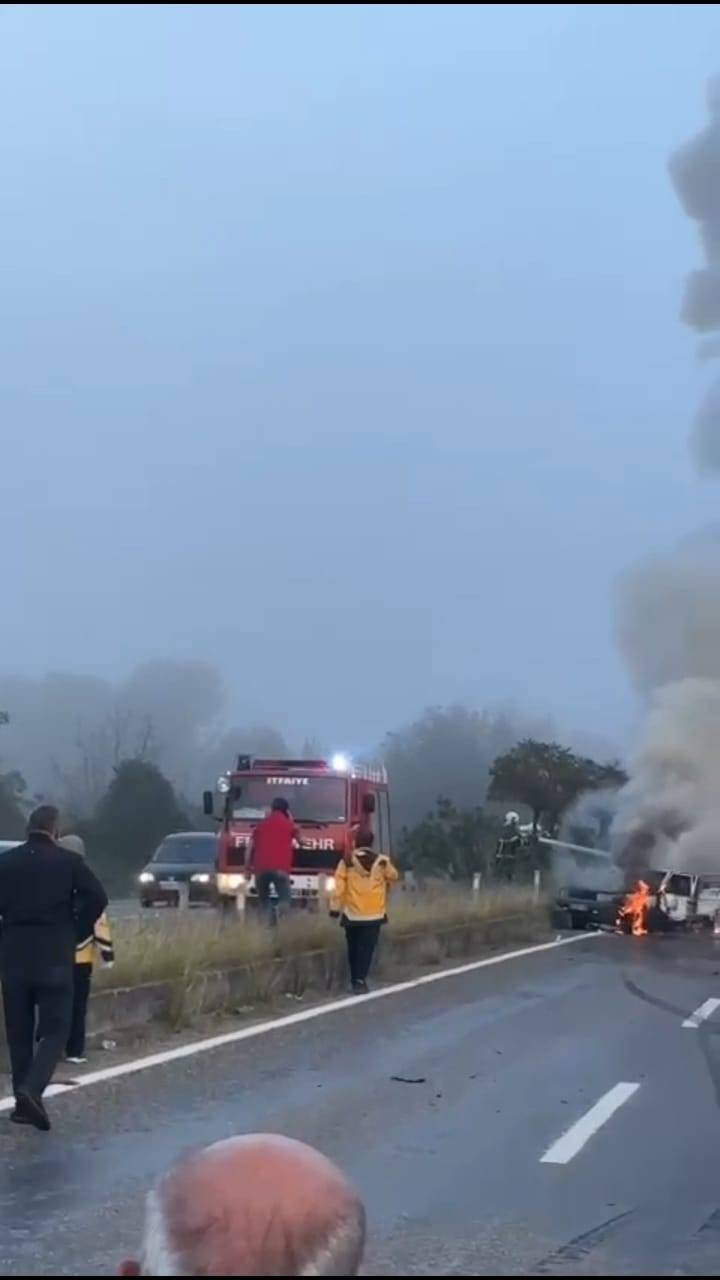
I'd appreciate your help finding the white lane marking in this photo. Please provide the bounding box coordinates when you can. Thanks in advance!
[682,997,720,1029]
[540,1082,640,1165]
[0,931,602,1114]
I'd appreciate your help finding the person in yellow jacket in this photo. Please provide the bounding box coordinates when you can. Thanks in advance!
[331,832,399,994]
[61,835,114,1064]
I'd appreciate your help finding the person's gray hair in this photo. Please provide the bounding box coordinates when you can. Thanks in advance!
[140,1135,366,1276]
[59,833,86,857]
[298,1206,367,1275]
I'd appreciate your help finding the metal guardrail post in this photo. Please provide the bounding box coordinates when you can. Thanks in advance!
[177,884,189,912]
[533,868,541,901]
[235,882,247,916]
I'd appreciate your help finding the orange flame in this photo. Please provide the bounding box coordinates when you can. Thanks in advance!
[618,879,650,937]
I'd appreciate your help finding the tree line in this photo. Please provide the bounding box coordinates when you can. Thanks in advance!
[1,680,626,888]
[398,736,626,879]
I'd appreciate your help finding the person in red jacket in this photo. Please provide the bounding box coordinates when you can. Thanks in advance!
[247,797,300,918]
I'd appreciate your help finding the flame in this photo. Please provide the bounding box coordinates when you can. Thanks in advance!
[618,879,651,937]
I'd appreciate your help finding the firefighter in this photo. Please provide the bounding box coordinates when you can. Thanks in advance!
[60,835,114,1062]
[495,811,522,882]
[331,830,399,994]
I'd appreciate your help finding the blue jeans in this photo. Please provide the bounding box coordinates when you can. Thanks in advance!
[256,870,291,920]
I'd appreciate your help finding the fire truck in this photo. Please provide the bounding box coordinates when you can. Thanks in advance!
[203,754,392,908]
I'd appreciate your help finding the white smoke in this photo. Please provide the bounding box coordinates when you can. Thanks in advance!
[669,74,720,472]
[616,533,720,694]
[694,377,720,470]
[556,787,623,890]
[613,80,720,873]
[612,679,720,870]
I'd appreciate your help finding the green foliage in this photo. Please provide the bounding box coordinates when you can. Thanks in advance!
[398,797,501,879]
[489,739,627,834]
[85,759,189,889]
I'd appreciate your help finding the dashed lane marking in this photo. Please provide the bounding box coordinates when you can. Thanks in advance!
[682,998,720,1029]
[540,1082,640,1165]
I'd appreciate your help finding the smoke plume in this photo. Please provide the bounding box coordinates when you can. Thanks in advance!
[556,787,623,890]
[616,532,720,694]
[669,75,720,471]
[613,679,720,873]
[612,80,720,873]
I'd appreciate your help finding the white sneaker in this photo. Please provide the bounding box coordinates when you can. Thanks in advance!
[66,1056,88,1065]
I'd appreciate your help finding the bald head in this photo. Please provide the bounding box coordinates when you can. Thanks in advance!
[130,1135,365,1277]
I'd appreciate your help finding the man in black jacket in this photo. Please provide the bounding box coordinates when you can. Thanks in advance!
[0,804,107,1131]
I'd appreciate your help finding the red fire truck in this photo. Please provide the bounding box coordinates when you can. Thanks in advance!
[203,754,392,908]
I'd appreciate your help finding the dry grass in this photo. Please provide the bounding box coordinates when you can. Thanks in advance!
[99,885,542,992]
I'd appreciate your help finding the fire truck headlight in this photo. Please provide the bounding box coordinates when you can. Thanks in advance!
[217,773,231,794]
[325,875,336,893]
[218,872,245,893]
[331,752,350,773]
[191,873,211,884]
[138,872,155,884]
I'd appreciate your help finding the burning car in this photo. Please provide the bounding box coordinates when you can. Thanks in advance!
[617,880,651,935]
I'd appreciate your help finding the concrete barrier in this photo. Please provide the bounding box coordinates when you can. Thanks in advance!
[89,911,543,1038]
[0,912,546,1064]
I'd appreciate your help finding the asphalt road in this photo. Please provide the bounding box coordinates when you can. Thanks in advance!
[2,931,720,1276]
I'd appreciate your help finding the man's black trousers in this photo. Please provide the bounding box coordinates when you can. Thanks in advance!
[344,921,381,984]
[2,968,73,1097]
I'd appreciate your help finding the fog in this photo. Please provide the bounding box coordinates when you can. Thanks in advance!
[1,5,718,760]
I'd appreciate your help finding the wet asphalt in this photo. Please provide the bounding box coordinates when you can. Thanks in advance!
[2,931,720,1275]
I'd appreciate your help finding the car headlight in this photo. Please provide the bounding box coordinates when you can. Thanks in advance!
[191,873,211,884]
[217,872,246,893]
[138,872,155,884]
[325,875,336,893]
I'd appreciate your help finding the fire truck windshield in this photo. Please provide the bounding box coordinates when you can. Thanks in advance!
[231,777,347,824]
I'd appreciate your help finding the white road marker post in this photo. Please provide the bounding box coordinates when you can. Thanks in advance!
[472,872,482,899]
[533,868,542,901]
[235,880,247,916]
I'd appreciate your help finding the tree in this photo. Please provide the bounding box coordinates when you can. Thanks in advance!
[87,759,189,889]
[199,725,290,790]
[0,660,229,814]
[51,705,158,817]
[0,671,115,810]
[115,659,226,796]
[489,740,627,835]
[383,704,554,833]
[0,770,28,839]
[399,797,500,880]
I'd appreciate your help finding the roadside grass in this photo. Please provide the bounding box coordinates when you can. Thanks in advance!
[99,884,543,991]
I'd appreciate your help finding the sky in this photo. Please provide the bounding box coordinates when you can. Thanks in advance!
[1,3,720,753]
